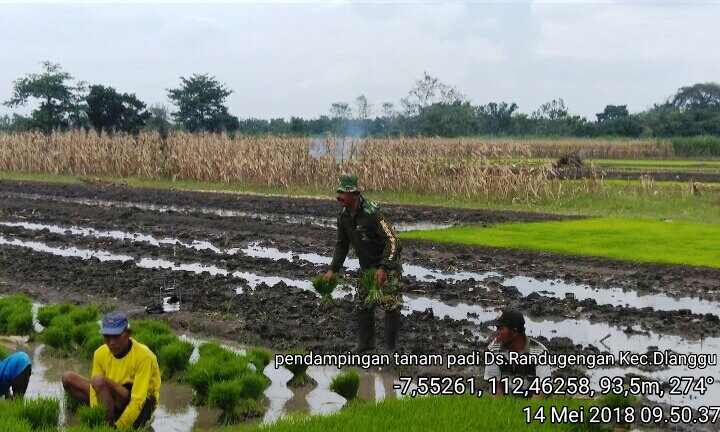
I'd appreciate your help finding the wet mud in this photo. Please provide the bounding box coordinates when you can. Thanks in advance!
[1,179,719,426]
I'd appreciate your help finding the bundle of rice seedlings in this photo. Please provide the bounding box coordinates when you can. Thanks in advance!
[71,322,100,346]
[77,404,106,428]
[0,295,33,336]
[329,371,360,403]
[42,326,73,356]
[238,373,268,401]
[67,305,99,325]
[360,268,385,308]
[64,393,82,413]
[36,303,73,327]
[282,350,314,387]
[208,380,244,424]
[0,416,32,432]
[311,274,340,309]
[16,397,60,430]
[247,348,272,374]
[187,344,249,405]
[79,333,104,360]
[158,340,194,379]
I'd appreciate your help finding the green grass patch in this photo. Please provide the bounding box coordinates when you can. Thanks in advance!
[400,218,720,268]
[230,394,598,432]
[670,136,720,157]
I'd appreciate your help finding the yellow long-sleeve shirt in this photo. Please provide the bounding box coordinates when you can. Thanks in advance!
[89,338,161,429]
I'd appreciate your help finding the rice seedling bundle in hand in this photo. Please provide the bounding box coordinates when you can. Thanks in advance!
[360,268,386,308]
[330,371,360,402]
[311,274,340,309]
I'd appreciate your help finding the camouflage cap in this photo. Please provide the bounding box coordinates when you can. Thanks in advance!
[336,173,360,193]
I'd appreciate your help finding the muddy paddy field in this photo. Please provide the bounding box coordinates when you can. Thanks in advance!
[1,179,719,430]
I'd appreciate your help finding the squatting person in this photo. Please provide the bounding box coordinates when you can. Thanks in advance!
[62,311,161,429]
[324,173,403,355]
[483,309,551,399]
[0,351,32,398]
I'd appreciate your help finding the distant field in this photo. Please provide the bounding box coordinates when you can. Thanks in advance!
[400,218,720,268]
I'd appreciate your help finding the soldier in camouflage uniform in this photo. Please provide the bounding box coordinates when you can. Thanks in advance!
[324,173,403,355]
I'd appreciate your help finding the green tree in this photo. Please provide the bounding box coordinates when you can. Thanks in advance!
[596,105,629,122]
[671,82,720,112]
[144,103,174,139]
[477,102,518,134]
[4,61,86,134]
[86,85,150,135]
[167,74,237,133]
[401,71,466,116]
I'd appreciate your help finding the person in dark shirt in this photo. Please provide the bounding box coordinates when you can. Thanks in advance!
[484,309,551,399]
[324,173,403,355]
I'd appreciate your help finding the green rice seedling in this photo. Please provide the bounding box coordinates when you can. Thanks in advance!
[42,326,73,356]
[71,322,100,346]
[329,371,360,402]
[0,295,32,335]
[80,333,105,359]
[7,310,33,336]
[68,305,99,325]
[132,319,174,336]
[36,303,73,327]
[0,416,33,432]
[77,403,106,428]
[134,332,177,356]
[311,274,340,309]
[360,268,385,308]
[238,373,269,401]
[64,392,82,413]
[283,350,313,387]
[248,347,272,374]
[208,380,246,424]
[187,356,248,405]
[158,340,194,379]
[197,341,232,359]
[17,397,60,430]
[64,426,116,432]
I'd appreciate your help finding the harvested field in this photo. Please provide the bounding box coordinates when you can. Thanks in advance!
[1,180,719,430]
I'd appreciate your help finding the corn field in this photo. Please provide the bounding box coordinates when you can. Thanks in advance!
[0,131,618,203]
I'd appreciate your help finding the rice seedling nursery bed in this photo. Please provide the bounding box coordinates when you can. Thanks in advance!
[0,173,718,431]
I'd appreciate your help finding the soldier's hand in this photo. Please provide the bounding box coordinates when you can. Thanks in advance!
[324,270,335,283]
[375,268,388,286]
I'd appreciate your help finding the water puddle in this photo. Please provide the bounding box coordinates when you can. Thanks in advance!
[504,276,720,315]
[0,221,223,254]
[9,192,336,228]
[242,243,501,283]
[0,236,133,262]
[7,193,452,232]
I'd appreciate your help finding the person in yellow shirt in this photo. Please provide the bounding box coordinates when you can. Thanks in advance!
[62,311,161,429]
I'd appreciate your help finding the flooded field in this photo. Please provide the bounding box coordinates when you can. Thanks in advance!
[1,180,719,430]
[1,337,397,431]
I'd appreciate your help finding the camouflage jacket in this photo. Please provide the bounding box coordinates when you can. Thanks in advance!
[329,197,402,273]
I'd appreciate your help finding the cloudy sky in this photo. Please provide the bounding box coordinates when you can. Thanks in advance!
[1,1,719,120]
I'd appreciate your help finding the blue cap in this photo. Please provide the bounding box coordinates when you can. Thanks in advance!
[100,311,129,335]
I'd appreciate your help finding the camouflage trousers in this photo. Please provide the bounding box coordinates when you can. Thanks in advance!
[356,268,404,312]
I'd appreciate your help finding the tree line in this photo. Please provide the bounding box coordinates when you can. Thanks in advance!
[2,62,719,138]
